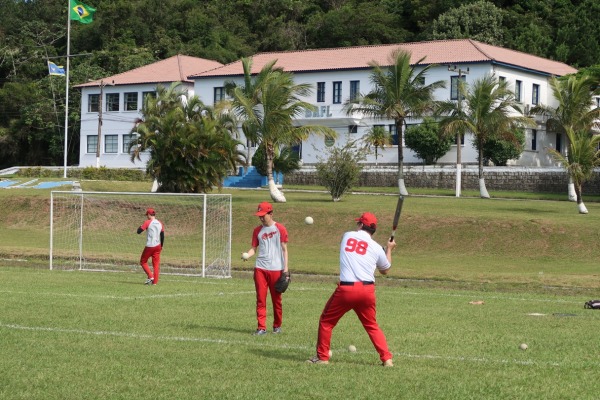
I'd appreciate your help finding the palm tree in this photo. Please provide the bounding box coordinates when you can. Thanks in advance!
[531,74,600,201]
[439,74,533,198]
[345,49,446,195]
[548,128,600,213]
[227,58,336,203]
[362,125,393,165]
[130,82,245,193]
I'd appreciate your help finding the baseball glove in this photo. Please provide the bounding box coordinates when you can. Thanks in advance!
[275,271,291,293]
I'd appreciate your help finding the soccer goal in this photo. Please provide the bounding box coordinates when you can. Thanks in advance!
[50,191,232,278]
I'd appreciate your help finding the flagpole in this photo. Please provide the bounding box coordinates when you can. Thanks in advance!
[63,0,71,178]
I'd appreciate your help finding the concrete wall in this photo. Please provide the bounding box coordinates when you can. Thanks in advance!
[285,166,600,195]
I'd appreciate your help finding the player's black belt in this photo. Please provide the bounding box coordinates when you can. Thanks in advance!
[340,281,374,286]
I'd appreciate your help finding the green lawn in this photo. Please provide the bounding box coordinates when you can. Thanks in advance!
[0,268,598,400]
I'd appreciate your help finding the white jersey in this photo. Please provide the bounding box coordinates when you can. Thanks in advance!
[252,222,288,271]
[339,230,390,282]
[141,218,164,248]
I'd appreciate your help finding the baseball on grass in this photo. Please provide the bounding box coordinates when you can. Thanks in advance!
[242,252,250,260]
[328,350,333,357]
[519,343,528,351]
[348,345,357,353]
[304,216,314,225]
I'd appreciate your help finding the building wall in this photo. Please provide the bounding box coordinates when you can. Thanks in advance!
[193,61,563,168]
[78,82,194,168]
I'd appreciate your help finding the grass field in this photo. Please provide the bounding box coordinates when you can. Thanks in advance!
[1,267,599,400]
[2,182,600,399]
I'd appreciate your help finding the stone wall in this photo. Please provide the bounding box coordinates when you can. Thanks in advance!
[285,166,600,195]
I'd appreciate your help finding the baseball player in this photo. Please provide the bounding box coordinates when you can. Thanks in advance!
[243,201,289,335]
[308,212,396,366]
[137,208,164,285]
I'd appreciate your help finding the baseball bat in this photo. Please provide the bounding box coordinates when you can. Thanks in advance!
[390,195,404,242]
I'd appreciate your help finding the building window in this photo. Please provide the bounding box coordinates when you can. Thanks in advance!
[88,94,99,112]
[532,84,540,105]
[123,134,136,153]
[87,135,98,153]
[531,129,537,151]
[556,133,562,153]
[317,82,325,103]
[348,125,358,134]
[450,76,466,100]
[124,92,138,111]
[104,135,118,153]
[214,87,225,103]
[333,81,342,104]
[350,80,360,101]
[106,93,119,111]
[499,76,506,82]
[142,91,156,108]
[515,80,522,102]
[389,124,398,146]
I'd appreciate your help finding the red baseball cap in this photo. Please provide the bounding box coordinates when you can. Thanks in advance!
[254,202,273,216]
[355,212,377,229]
[146,208,156,216]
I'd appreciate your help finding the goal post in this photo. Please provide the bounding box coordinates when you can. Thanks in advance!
[50,191,232,278]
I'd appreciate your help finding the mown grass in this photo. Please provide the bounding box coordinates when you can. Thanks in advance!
[0,268,598,400]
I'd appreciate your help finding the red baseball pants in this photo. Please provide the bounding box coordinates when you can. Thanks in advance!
[316,282,392,362]
[140,244,162,284]
[253,268,283,331]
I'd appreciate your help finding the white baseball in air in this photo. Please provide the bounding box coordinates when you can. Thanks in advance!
[328,350,332,357]
[519,343,528,351]
[305,216,314,225]
[348,345,357,353]
[242,252,250,260]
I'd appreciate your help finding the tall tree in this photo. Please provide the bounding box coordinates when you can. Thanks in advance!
[129,82,244,193]
[345,49,445,195]
[362,125,393,165]
[549,128,600,214]
[531,74,600,202]
[227,57,335,203]
[439,74,533,198]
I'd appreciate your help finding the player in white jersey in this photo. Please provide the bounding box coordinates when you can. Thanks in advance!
[308,212,396,366]
[137,208,164,285]
[242,202,289,335]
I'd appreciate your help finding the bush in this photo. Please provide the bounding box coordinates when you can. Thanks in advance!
[16,167,150,181]
[405,118,453,165]
[315,142,365,201]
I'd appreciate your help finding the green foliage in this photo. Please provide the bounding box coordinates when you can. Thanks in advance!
[130,83,245,193]
[315,141,365,201]
[362,125,393,162]
[15,166,149,181]
[251,145,301,176]
[431,0,505,45]
[405,118,453,165]
[482,127,525,166]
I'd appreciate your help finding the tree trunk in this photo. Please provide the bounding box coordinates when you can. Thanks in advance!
[266,142,286,203]
[567,175,577,202]
[478,145,490,198]
[575,184,588,214]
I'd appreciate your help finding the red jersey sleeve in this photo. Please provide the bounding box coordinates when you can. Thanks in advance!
[251,225,262,248]
[275,222,288,243]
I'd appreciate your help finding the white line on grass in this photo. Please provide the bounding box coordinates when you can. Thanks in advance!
[395,291,582,305]
[0,321,589,368]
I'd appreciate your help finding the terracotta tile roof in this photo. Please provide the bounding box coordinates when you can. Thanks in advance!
[75,54,223,88]
[191,39,576,79]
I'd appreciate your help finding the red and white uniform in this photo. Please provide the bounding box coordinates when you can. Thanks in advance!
[252,222,288,330]
[315,229,392,363]
[139,218,164,284]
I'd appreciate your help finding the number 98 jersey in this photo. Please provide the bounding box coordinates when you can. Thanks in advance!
[339,230,391,282]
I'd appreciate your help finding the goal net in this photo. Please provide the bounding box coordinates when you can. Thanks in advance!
[50,191,231,278]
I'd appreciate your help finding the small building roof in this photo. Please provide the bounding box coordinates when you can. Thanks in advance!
[190,39,577,79]
[75,54,223,88]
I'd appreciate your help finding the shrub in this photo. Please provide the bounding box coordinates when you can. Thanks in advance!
[315,141,365,201]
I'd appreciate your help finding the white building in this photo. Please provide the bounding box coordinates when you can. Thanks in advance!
[75,55,223,168]
[191,39,577,168]
[76,40,578,169]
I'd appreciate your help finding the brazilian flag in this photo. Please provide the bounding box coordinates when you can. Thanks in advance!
[70,0,96,24]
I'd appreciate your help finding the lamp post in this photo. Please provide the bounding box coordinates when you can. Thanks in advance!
[447,65,469,197]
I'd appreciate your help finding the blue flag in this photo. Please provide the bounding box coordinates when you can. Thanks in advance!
[48,61,66,77]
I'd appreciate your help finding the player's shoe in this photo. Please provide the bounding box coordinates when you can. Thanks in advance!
[382,359,394,367]
[306,356,328,365]
[144,278,154,285]
[253,329,267,336]
[272,327,282,334]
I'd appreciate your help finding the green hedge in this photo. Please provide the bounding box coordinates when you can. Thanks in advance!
[16,167,151,181]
